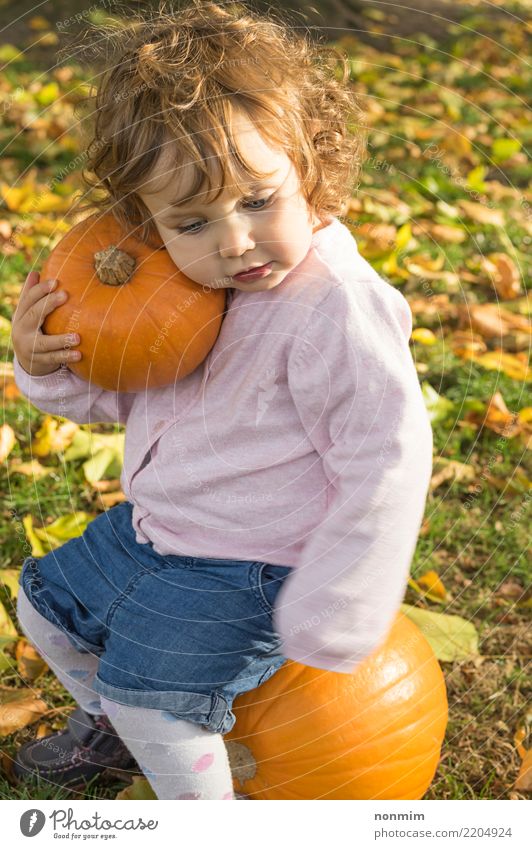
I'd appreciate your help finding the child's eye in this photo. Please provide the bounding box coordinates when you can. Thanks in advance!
[243,195,272,211]
[176,195,274,235]
[177,221,205,235]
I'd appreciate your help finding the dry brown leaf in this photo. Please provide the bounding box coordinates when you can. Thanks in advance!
[0,424,16,463]
[458,303,532,341]
[430,223,467,244]
[480,253,522,300]
[16,640,48,682]
[91,479,121,492]
[465,392,522,438]
[459,200,505,227]
[356,222,397,255]
[430,459,476,491]
[0,687,48,736]
[451,331,487,358]
[98,491,127,509]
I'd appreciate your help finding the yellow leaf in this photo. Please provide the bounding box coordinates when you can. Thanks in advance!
[28,16,51,30]
[32,512,91,548]
[0,687,48,736]
[0,175,37,211]
[116,774,157,800]
[514,748,532,792]
[518,407,532,424]
[411,328,437,346]
[0,600,18,640]
[472,351,531,382]
[32,416,79,457]
[395,222,413,252]
[19,191,72,214]
[9,458,53,479]
[417,570,447,600]
[0,569,20,601]
[22,515,46,557]
[0,424,16,462]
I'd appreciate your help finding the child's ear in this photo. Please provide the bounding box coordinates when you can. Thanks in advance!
[308,118,321,142]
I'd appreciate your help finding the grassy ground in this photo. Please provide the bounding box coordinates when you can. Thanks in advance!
[1,0,531,799]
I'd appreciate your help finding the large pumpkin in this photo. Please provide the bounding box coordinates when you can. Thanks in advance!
[42,212,226,392]
[225,612,447,799]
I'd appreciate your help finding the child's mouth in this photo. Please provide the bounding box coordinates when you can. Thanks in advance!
[232,262,273,282]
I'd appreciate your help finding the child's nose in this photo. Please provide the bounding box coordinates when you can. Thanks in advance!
[218,218,256,258]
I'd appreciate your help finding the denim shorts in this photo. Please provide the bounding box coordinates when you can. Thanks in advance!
[18,500,292,735]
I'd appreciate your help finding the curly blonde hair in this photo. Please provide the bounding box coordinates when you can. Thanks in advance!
[74,0,366,247]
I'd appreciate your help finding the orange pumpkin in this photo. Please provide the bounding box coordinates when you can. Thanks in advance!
[42,212,226,392]
[225,612,447,799]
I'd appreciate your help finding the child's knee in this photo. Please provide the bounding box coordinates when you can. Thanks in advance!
[98,697,215,744]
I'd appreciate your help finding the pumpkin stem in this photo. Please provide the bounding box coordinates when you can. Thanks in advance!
[94,246,136,285]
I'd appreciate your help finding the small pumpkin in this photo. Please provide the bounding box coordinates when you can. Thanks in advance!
[42,212,226,392]
[226,612,448,799]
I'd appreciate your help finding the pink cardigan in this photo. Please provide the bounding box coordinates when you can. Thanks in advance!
[13,216,433,673]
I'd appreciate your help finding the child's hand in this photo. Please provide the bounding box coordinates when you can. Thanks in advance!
[11,270,82,376]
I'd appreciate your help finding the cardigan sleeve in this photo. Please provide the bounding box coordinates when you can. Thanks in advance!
[13,353,136,426]
[273,278,433,673]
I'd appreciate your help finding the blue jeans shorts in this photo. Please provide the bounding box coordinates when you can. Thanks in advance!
[18,501,292,735]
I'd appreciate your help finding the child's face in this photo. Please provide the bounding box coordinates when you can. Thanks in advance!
[138,112,320,291]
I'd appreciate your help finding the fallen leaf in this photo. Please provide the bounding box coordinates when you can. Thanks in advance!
[430,223,466,243]
[451,330,487,358]
[0,570,21,601]
[411,328,437,345]
[0,424,16,463]
[471,350,531,382]
[32,416,79,457]
[9,458,53,479]
[98,491,127,509]
[16,640,48,682]
[92,479,121,492]
[464,391,522,437]
[480,253,522,299]
[22,515,46,557]
[430,458,476,491]
[417,570,448,600]
[115,774,156,800]
[514,748,532,792]
[458,200,505,227]
[32,512,91,549]
[0,687,48,736]
[422,382,455,424]
[400,604,480,662]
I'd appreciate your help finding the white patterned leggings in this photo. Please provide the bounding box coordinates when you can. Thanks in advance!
[16,589,235,800]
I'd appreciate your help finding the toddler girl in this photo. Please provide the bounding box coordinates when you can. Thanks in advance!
[11,0,432,800]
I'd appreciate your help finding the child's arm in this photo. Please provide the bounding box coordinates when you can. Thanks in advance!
[13,353,136,425]
[12,270,136,425]
[274,278,433,673]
